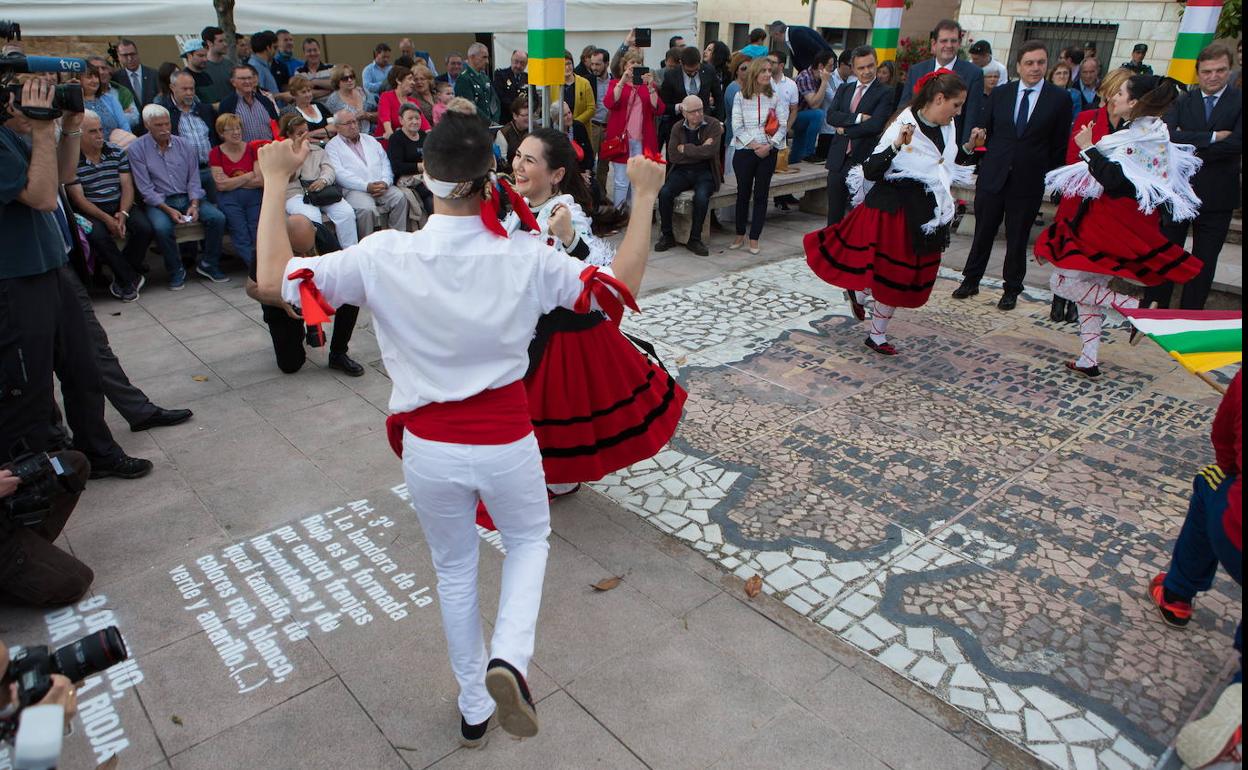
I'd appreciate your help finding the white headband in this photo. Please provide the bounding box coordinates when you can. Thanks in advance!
[422,171,487,200]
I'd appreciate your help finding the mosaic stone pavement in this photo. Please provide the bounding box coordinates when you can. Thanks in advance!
[599,259,1242,770]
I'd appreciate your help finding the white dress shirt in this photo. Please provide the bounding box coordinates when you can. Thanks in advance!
[1013,79,1043,129]
[281,215,614,412]
[325,133,393,190]
[1203,84,1229,144]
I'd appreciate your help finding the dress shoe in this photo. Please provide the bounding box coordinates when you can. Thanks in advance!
[1064,360,1102,378]
[328,352,365,377]
[654,234,676,252]
[685,239,709,256]
[89,455,154,480]
[1064,300,1079,323]
[951,281,979,299]
[1049,297,1066,322]
[130,407,193,432]
[845,290,866,322]
[997,292,1019,311]
[864,337,898,356]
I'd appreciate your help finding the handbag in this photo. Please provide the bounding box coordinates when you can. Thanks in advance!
[302,180,343,207]
[764,108,780,137]
[600,133,629,162]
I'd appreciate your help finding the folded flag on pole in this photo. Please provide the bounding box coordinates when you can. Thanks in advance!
[1119,307,1242,373]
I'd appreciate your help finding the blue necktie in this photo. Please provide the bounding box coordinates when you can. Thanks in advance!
[53,201,74,252]
[1015,88,1033,136]
[1205,94,1217,122]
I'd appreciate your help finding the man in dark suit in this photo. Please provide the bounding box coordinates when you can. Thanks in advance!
[1143,44,1242,310]
[897,20,983,144]
[955,40,1071,309]
[824,46,892,225]
[769,20,835,74]
[112,38,158,109]
[493,50,529,124]
[659,46,725,150]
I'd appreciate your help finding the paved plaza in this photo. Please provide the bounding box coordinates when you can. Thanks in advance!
[0,209,1240,770]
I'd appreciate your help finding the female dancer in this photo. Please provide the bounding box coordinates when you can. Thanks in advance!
[804,71,985,354]
[505,128,686,497]
[1035,75,1204,377]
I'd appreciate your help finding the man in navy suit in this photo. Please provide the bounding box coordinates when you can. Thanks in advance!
[769,20,835,74]
[824,46,893,225]
[1143,44,1243,309]
[955,40,1071,309]
[111,39,159,109]
[897,20,983,145]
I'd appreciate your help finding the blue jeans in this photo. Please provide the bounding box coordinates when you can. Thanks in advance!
[791,109,824,162]
[1164,469,1242,682]
[146,194,226,276]
[217,187,262,266]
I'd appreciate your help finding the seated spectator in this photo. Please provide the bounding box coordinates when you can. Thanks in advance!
[656,95,721,256]
[90,55,139,128]
[551,100,595,180]
[792,50,835,164]
[295,37,335,98]
[323,65,378,135]
[495,95,530,174]
[79,62,136,147]
[362,42,393,98]
[435,53,464,89]
[246,30,286,99]
[741,28,770,59]
[278,114,359,247]
[386,103,433,223]
[218,64,279,142]
[209,114,263,267]
[432,81,454,124]
[409,64,438,127]
[282,77,334,142]
[127,104,228,287]
[274,29,303,78]
[376,65,428,139]
[161,71,218,193]
[325,109,408,236]
[156,62,179,105]
[66,110,153,301]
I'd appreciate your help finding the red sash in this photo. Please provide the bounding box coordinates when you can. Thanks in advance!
[385,381,532,456]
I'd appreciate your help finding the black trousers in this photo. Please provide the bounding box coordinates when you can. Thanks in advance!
[0,268,123,465]
[261,303,360,374]
[1142,210,1235,310]
[825,153,853,226]
[962,186,1044,295]
[82,200,152,288]
[0,450,94,608]
[732,147,778,240]
[658,165,716,241]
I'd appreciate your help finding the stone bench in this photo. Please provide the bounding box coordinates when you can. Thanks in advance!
[667,161,829,243]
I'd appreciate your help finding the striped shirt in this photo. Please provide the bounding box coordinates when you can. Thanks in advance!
[235,96,274,143]
[175,104,212,165]
[75,143,130,205]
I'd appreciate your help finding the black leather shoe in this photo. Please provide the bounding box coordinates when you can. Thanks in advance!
[952,281,979,299]
[1064,300,1079,323]
[685,239,709,256]
[654,234,676,252]
[89,455,154,480]
[459,715,489,748]
[130,407,193,433]
[1049,297,1066,322]
[997,292,1019,311]
[328,352,365,377]
[1064,360,1102,378]
[485,659,538,738]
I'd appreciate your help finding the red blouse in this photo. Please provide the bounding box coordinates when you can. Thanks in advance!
[209,143,258,177]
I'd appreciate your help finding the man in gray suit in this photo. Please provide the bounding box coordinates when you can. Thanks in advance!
[897,19,983,144]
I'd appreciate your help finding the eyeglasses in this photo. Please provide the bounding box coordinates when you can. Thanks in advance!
[341,74,355,80]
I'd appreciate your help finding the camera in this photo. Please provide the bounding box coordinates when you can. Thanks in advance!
[0,20,88,119]
[632,66,650,86]
[4,627,129,710]
[3,81,83,115]
[1,452,86,528]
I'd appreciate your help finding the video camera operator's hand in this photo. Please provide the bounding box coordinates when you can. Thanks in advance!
[0,469,18,498]
[16,79,56,121]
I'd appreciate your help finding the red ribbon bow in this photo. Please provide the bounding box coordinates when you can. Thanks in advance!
[642,148,667,165]
[573,265,639,325]
[480,177,541,237]
[913,70,942,96]
[286,267,336,345]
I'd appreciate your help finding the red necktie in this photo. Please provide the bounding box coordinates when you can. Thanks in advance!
[847,83,867,154]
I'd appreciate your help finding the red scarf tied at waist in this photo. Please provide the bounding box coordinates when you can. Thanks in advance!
[384,381,532,457]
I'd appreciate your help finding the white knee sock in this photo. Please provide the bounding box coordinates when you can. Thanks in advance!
[1076,305,1104,367]
[869,301,895,345]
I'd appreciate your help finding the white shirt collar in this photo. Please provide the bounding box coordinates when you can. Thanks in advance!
[1202,84,1229,100]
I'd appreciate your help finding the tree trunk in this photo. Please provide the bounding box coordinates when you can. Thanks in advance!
[215,0,238,62]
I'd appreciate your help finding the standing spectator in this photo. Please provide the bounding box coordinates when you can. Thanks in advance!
[162,71,218,195]
[1048,62,1083,117]
[954,41,1071,309]
[768,20,835,73]
[561,52,595,134]
[209,114,263,267]
[1122,43,1154,75]
[968,40,1008,84]
[723,52,751,177]
[376,66,424,140]
[1084,41,1099,63]
[323,65,378,136]
[112,38,158,108]
[730,57,789,253]
[494,50,529,124]
[456,43,500,124]
[296,38,335,98]
[247,30,289,101]
[875,60,902,111]
[201,26,235,104]
[236,34,252,63]
[741,28,770,59]
[219,64,279,142]
[495,96,531,174]
[155,62,179,106]
[1074,58,1101,110]
[398,37,438,75]
[274,29,303,77]
[436,53,464,89]
[823,46,890,225]
[669,35,687,50]
[278,114,358,247]
[80,64,135,147]
[659,45,724,151]
[127,104,228,287]
[574,45,597,82]
[898,19,983,143]
[181,40,215,101]
[90,56,140,132]
[283,79,334,142]
[1143,45,1242,310]
[67,111,152,301]
[793,50,835,164]
[362,43,393,98]
[1059,46,1085,70]
[584,48,612,192]
[656,95,722,256]
[603,51,664,208]
[325,109,409,236]
[704,41,733,92]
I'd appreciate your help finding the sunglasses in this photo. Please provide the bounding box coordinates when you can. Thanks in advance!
[341,74,356,80]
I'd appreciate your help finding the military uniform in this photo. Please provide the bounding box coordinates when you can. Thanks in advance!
[455,64,501,124]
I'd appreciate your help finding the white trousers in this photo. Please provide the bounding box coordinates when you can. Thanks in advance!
[1050,268,1139,367]
[401,431,551,724]
[284,196,360,247]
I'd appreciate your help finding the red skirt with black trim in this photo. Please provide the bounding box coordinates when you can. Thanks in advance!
[804,204,942,309]
[524,309,687,484]
[1035,195,1202,287]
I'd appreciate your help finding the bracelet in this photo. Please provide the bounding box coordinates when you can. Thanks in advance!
[62,130,82,137]
[119,210,130,218]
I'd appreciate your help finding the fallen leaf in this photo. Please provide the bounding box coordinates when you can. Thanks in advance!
[591,576,622,592]
[744,574,763,598]
[191,375,209,382]
[170,715,184,726]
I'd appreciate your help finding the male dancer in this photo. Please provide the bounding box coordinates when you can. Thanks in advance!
[252,99,664,746]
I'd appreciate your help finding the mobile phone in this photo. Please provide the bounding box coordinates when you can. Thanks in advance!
[632,66,649,86]
[634,28,652,48]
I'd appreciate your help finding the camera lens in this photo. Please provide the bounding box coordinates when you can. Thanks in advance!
[51,626,128,682]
